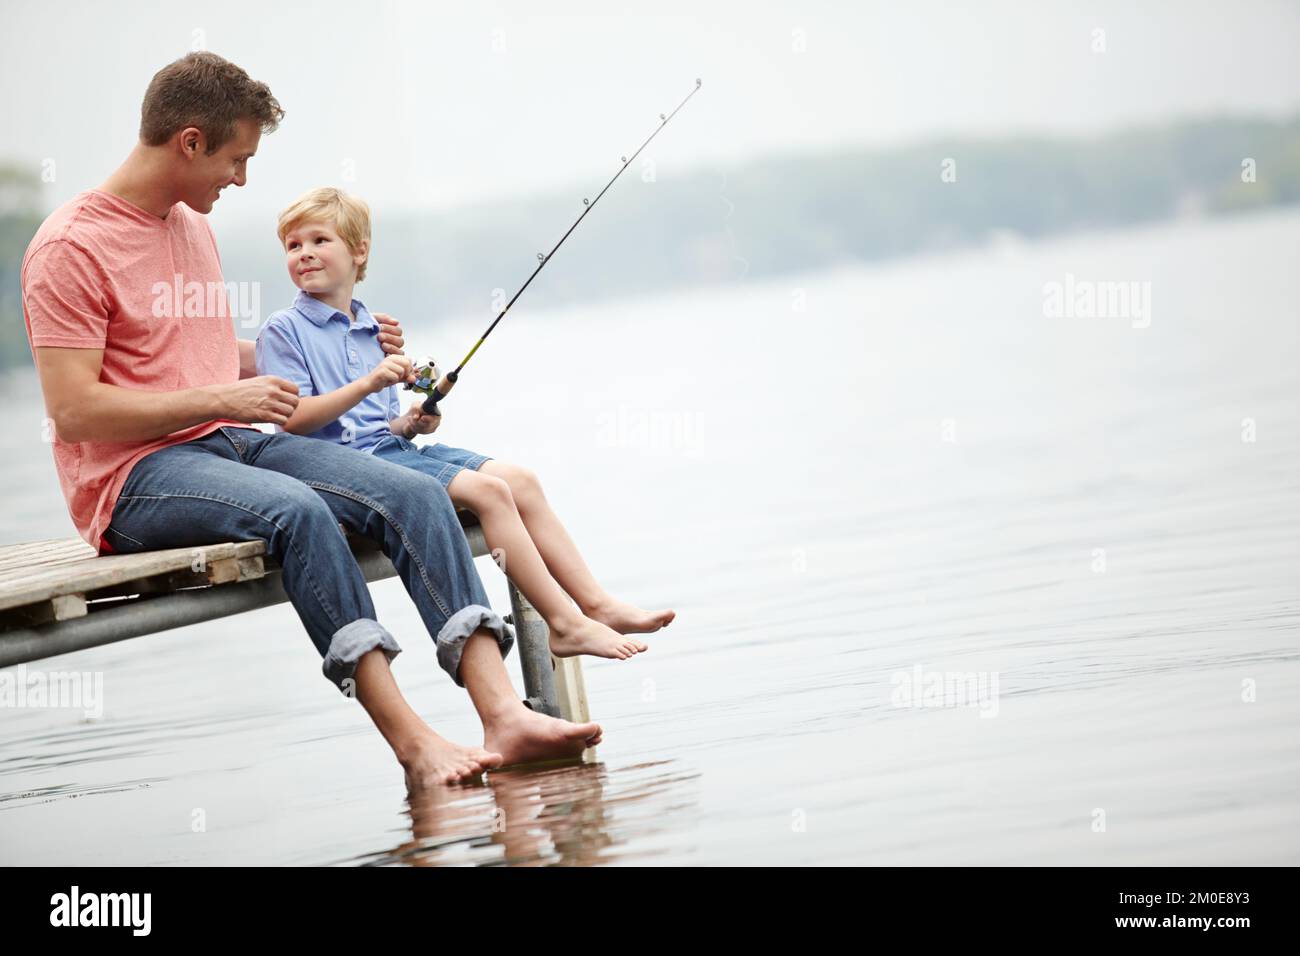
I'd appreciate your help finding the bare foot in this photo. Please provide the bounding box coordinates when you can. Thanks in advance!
[483,707,604,768]
[585,597,676,635]
[549,614,648,660]
[401,729,504,790]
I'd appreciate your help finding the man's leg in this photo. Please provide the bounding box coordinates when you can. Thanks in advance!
[478,460,676,634]
[243,431,607,765]
[105,429,498,784]
[354,648,501,788]
[459,631,603,766]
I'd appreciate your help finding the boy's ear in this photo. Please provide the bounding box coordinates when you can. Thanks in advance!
[354,239,369,267]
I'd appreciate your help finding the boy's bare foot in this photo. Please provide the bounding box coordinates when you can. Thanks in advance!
[401,729,504,790]
[549,614,648,660]
[585,597,676,635]
[482,707,603,768]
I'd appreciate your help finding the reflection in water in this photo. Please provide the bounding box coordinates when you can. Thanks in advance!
[350,759,699,867]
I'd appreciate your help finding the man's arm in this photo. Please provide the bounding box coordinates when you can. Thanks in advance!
[35,346,300,443]
[237,338,258,379]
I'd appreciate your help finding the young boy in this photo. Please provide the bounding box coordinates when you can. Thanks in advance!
[256,187,675,662]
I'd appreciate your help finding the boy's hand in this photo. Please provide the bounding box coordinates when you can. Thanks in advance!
[373,312,405,357]
[399,401,442,437]
[367,354,413,393]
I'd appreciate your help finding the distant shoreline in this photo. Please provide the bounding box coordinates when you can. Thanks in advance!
[4,113,1299,370]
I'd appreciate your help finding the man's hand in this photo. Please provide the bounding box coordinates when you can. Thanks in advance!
[373,313,418,385]
[204,376,300,427]
[373,312,405,356]
[366,354,413,393]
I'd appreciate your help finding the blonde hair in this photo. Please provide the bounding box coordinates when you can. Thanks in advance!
[277,187,372,281]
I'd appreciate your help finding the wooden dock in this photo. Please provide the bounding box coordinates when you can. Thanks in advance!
[0,513,589,722]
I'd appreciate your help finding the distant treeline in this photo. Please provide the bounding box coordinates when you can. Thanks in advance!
[3,114,1299,368]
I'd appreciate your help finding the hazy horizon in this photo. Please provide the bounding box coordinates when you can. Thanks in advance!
[3,0,1299,221]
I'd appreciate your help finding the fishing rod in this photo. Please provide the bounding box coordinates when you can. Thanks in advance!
[405,77,703,416]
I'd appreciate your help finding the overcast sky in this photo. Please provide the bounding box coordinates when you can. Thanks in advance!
[3,0,1299,220]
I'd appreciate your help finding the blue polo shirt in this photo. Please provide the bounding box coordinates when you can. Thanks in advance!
[255,289,401,453]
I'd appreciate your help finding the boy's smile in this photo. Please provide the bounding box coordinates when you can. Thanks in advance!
[283,219,367,297]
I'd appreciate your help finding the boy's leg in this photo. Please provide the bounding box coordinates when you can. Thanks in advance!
[104,430,495,782]
[447,468,646,659]
[478,460,676,635]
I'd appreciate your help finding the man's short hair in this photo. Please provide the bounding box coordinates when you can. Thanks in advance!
[140,52,284,154]
[277,187,373,282]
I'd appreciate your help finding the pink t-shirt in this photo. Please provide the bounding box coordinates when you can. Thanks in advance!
[21,189,252,552]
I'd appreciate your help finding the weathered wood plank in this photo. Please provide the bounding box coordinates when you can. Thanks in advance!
[83,554,267,601]
[0,539,97,574]
[0,540,266,612]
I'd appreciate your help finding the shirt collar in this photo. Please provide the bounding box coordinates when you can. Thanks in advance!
[293,289,378,331]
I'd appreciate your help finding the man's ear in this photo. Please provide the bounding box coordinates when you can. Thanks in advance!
[178,126,207,160]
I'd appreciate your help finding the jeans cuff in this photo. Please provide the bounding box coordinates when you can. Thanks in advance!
[323,618,403,697]
[436,605,515,687]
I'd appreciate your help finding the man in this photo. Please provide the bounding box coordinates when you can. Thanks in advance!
[21,51,602,789]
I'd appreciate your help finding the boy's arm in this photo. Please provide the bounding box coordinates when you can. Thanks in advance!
[256,322,414,435]
[288,376,387,435]
[388,384,412,439]
[237,314,403,380]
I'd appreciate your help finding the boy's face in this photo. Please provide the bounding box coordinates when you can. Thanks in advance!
[283,218,367,295]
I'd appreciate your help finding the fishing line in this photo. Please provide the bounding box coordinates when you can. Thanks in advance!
[406,77,703,415]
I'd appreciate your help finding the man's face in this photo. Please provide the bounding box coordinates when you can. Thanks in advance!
[181,117,261,214]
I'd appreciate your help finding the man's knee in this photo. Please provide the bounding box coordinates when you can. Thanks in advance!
[268,475,338,528]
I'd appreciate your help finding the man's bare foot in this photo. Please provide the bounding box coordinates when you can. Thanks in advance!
[401,729,504,790]
[482,706,604,768]
[549,614,648,660]
[584,597,676,635]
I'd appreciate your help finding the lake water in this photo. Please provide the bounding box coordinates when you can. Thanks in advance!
[1,208,1297,865]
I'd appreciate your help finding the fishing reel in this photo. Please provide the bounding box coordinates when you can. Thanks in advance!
[403,357,458,416]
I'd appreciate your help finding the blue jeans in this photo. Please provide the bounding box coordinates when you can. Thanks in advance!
[102,426,514,694]
[372,434,492,488]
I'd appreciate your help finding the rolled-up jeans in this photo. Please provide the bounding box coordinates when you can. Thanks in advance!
[101,425,514,694]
